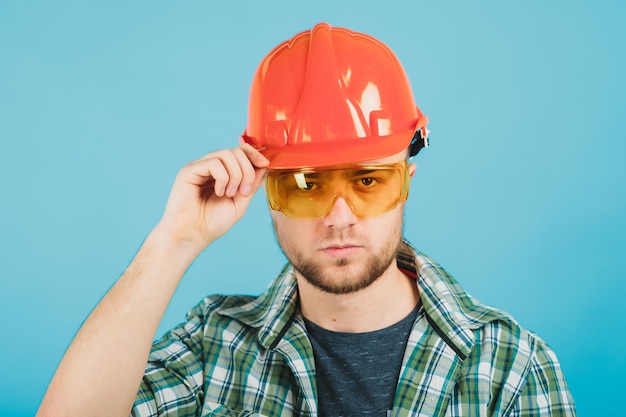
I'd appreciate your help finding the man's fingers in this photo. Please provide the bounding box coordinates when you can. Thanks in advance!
[231,147,259,197]
[215,151,245,197]
[239,143,270,168]
[181,159,229,197]
[182,145,268,199]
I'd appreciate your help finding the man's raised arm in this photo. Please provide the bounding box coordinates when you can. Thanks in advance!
[36,144,269,417]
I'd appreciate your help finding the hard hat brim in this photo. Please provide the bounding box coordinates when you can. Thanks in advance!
[251,129,416,169]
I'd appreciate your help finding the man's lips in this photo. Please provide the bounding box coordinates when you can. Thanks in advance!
[320,244,362,257]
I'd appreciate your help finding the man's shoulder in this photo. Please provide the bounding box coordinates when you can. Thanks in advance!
[401,241,514,328]
[191,293,258,316]
[402,243,574,412]
[184,265,299,331]
[186,292,276,327]
[401,240,554,357]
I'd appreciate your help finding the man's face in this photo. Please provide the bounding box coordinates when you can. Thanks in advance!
[269,151,415,295]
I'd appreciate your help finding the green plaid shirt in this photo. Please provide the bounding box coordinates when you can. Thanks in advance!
[132,240,576,416]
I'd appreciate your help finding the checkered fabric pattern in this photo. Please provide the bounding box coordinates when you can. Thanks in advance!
[132,240,576,416]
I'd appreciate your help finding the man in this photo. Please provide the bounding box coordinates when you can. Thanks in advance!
[37,23,576,416]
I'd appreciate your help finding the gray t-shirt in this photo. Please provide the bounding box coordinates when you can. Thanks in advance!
[304,302,421,417]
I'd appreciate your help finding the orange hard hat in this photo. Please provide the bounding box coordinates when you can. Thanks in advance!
[242,22,429,169]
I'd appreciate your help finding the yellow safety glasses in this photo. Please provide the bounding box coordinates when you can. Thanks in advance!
[265,161,410,219]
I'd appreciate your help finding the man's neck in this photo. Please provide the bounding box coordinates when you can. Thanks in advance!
[296,263,419,333]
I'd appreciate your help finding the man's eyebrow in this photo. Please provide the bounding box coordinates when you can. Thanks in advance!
[300,172,322,178]
[353,167,393,176]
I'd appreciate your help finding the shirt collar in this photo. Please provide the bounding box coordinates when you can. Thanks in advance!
[218,239,509,354]
[217,263,301,349]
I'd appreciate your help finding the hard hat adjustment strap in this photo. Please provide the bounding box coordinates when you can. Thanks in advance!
[409,126,430,157]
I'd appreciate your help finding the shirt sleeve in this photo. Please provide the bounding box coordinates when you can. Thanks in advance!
[510,338,577,417]
[131,303,208,417]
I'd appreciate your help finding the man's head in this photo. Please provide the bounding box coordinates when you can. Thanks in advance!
[243,23,427,294]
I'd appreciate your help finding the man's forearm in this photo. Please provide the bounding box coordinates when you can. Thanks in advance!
[37,227,203,417]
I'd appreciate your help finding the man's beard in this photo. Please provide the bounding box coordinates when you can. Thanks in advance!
[294,245,399,294]
[272,222,403,295]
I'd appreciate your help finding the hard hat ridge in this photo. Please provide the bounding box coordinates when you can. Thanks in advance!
[290,23,369,147]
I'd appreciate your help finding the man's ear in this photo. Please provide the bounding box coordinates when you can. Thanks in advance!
[408,162,417,178]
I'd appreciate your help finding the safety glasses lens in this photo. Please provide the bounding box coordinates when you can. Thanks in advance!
[266,162,409,219]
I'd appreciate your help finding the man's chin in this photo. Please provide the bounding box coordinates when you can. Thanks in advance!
[297,264,381,295]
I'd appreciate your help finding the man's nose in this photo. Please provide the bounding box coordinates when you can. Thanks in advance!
[322,196,358,228]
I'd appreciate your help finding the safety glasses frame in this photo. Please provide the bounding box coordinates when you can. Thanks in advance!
[265,161,410,219]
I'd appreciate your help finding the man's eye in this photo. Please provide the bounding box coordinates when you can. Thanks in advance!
[359,177,377,187]
[291,173,320,191]
[293,179,319,191]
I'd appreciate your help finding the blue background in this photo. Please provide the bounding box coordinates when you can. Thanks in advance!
[1,1,624,415]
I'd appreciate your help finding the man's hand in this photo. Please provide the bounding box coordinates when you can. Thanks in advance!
[156,143,269,252]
